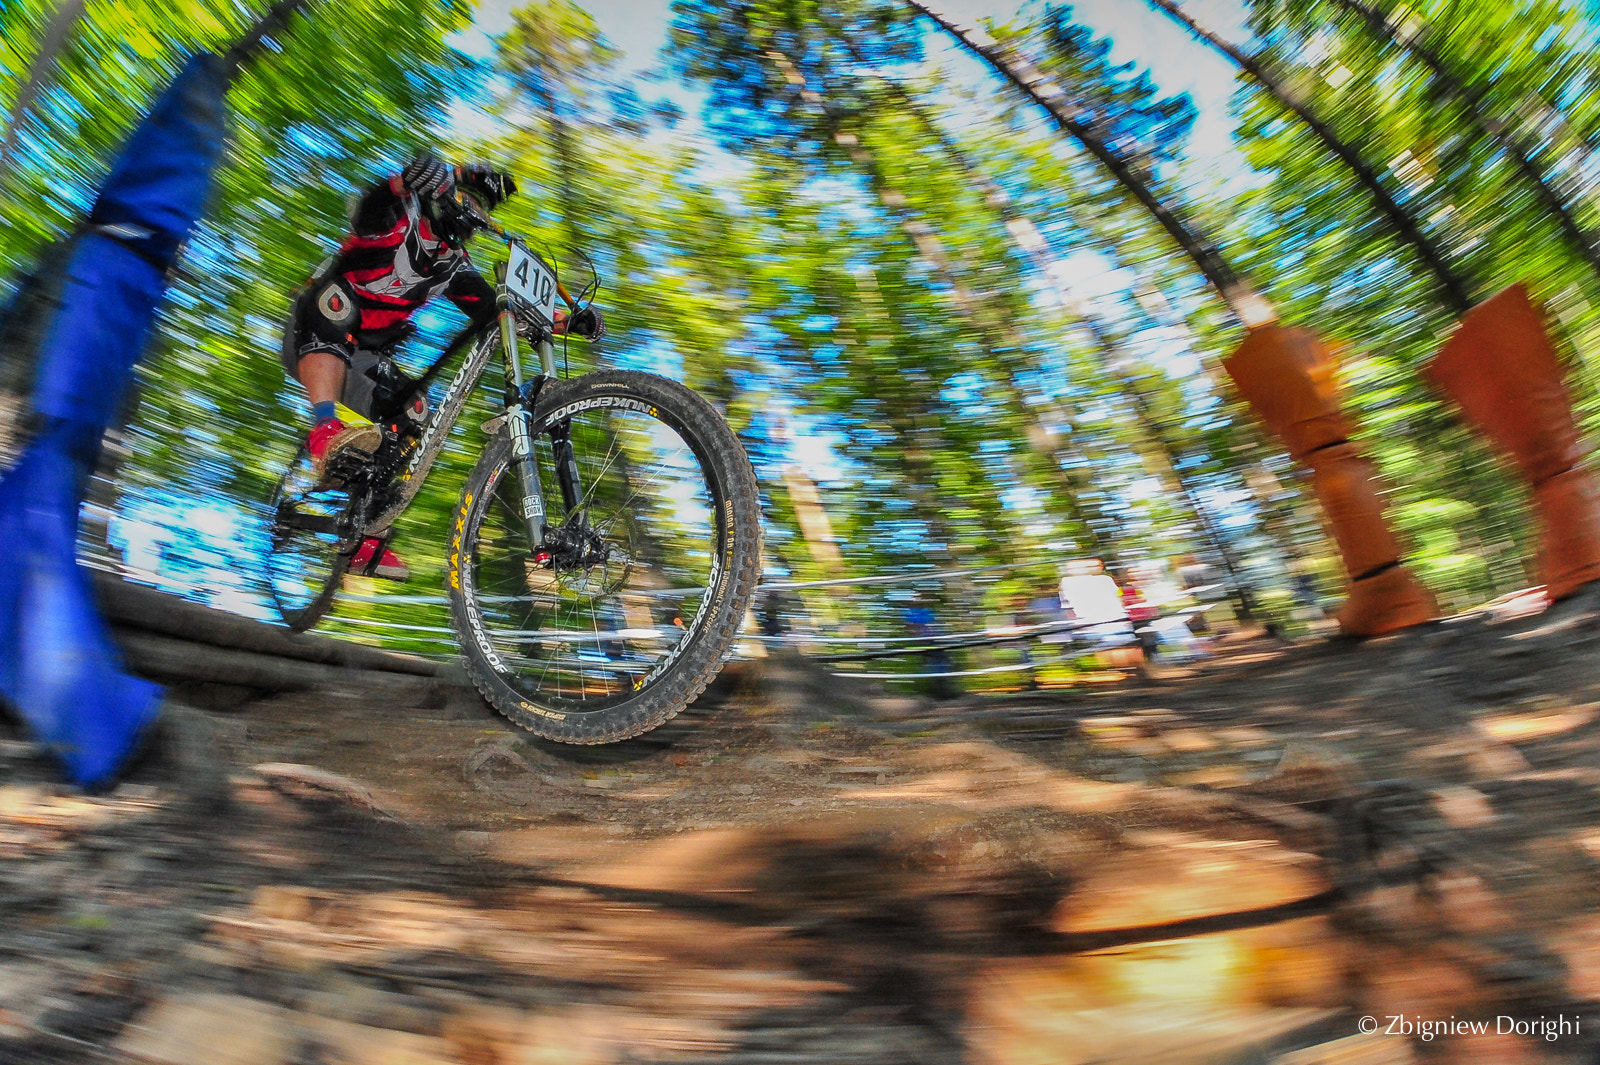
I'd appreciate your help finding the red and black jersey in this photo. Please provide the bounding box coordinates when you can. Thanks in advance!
[327,175,496,344]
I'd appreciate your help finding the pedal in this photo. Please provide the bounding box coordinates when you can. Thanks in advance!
[320,451,369,488]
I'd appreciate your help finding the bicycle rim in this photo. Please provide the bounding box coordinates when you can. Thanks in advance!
[460,395,733,715]
[266,449,353,631]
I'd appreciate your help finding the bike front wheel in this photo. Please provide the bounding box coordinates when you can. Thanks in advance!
[449,370,762,743]
[265,446,355,633]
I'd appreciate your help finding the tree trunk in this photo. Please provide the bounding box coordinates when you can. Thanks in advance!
[857,67,1259,616]
[766,44,1124,564]
[903,0,1276,330]
[112,629,436,693]
[3,0,308,173]
[893,5,1352,610]
[221,0,313,75]
[777,460,852,627]
[854,137,1123,564]
[0,0,87,178]
[847,266,1018,572]
[93,572,444,675]
[1117,269,1327,590]
[1145,0,1475,314]
[1327,0,1600,285]
[523,57,584,246]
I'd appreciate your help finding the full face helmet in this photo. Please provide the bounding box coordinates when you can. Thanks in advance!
[460,168,516,211]
[423,189,487,245]
[424,168,516,244]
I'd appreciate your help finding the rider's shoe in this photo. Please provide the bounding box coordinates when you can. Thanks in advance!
[308,418,380,486]
[349,538,410,581]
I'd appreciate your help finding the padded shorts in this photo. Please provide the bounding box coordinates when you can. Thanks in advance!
[280,278,383,419]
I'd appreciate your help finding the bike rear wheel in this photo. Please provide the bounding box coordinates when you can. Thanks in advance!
[265,446,355,632]
[449,371,761,743]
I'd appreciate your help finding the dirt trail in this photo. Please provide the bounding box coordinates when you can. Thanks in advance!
[5,598,1600,1063]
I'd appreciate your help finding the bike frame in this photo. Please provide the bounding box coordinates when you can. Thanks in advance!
[362,241,578,547]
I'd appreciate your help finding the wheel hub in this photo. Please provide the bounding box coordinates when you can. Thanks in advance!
[538,520,611,571]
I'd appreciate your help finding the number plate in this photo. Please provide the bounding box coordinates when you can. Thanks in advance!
[505,242,558,326]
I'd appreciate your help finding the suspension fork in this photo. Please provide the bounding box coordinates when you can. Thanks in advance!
[548,422,583,513]
[525,340,584,520]
[520,307,584,513]
[496,276,547,553]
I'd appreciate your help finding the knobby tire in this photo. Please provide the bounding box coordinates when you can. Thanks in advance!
[449,371,761,744]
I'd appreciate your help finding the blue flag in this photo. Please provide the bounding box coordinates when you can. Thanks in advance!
[0,54,228,788]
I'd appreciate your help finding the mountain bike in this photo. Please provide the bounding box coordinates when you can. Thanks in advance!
[264,199,762,743]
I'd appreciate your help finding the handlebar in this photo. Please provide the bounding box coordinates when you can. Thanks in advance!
[448,188,580,313]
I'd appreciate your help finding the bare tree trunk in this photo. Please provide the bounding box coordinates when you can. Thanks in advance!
[903,0,1276,330]
[766,45,1125,564]
[780,462,846,581]
[0,0,87,178]
[856,67,1259,616]
[1146,0,1475,314]
[1328,0,1600,285]
[221,0,313,74]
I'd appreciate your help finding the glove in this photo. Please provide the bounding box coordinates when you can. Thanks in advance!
[460,162,517,208]
[402,154,454,200]
[568,306,605,340]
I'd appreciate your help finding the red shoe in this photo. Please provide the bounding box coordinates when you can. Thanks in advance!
[308,418,380,485]
[349,538,410,581]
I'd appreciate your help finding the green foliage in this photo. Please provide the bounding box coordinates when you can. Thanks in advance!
[2,0,1592,660]
[1029,2,1198,173]
[668,0,922,155]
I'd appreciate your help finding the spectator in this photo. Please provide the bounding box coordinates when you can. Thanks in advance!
[1058,560,1140,669]
[1293,572,1327,620]
[758,585,799,638]
[1007,591,1042,690]
[1121,577,1161,660]
[904,594,960,699]
[1179,554,1221,635]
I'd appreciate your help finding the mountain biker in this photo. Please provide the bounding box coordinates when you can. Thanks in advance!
[280,153,598,581]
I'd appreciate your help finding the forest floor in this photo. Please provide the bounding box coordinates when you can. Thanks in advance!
[5,592,1600,1064]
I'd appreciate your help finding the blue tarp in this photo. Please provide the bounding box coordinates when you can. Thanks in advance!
[0,54,229,788]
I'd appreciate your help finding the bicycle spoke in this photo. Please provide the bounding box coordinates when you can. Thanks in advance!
[564,431,625,516]
[460,401,723,713]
